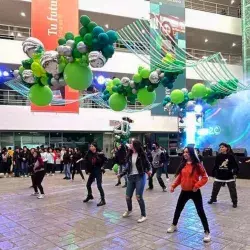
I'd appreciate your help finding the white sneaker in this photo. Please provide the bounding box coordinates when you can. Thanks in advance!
[167,225,177,233]
[122,211,132,218]
[24,175,27,178]
[37,194,44,199]
[203,232,211,243]
[163,188,167,192]
[31,192,39,196]
[21,176,24,178]
[51,174,54,176]
[137,216,147,223]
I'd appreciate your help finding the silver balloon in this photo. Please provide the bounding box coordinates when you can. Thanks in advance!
[50,77,59,86]
[13,70,19,77]
[22,70,35,84]
[57,45,65,56]
[66,56,74,63]
[186,101,196,111]
[54,74,60,80]
[66,40,75,48]
[77,41,88,53]
[181,88,188,94]
[40,51,60,75]
[132,89,137,94]
[121,77,130,87]
[130,81,135,88]
[63,45,72,56]
[88,51,106,68]
[159,73,165,79]
[149,71,160,84]
[22,37,44,58]
[156,69,161,75]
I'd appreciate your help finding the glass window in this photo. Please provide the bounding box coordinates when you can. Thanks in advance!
[50,132,63,148]
[1,132,14,149]
[14,132,49,148]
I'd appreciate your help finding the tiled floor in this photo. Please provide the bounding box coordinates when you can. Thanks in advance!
[0,172,250,250]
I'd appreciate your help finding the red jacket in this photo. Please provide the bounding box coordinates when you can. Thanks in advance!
[33,157,44,172]
[172,163,208,191]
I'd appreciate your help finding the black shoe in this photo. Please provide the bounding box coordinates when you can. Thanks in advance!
[208,199,217,204]
[97,199,106,206]
[83,195,94,203]
[122,184,127,188]
[147,187,153,190]
[63,177,67,179]
[233,203,237,208]
[115,182,121,187]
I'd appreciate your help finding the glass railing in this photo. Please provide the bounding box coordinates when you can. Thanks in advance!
[0,24,242,66]
[0,89,146,109]
[186,0,241,18]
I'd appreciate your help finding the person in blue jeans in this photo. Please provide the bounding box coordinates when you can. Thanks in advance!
[119,140,151,223]
[63,149,71,180]
[20,146,30,177]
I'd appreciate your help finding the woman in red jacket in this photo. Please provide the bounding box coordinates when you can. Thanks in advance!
[167,147,211,242]
[32,151,45,199]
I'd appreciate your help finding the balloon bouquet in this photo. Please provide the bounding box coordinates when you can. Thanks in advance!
[14,15,118,106]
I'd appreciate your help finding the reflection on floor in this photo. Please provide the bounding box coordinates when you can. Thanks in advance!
[0,173,250,250]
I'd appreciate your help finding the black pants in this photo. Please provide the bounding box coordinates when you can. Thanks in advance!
[60,164,64,173]
[72,163,85,180]
[47,163,55,174]
[148,167,166,189]
[210,181,237,204]
[33,171,45,194]
[2,162,10,175]
[86,169,105,200]
[173,190,210,233]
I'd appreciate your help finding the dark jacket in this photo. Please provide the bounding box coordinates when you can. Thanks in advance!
[114,146,127,165]
[13,151,21,165]
[212,153,239,180]
[84,151,107,174]
[63,152,71,164]
[121,150,151,177]
[33,157,44,173]
[19,151,30,163]
[73,152,82,165]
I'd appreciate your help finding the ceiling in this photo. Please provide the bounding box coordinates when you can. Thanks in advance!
[0,0,242,55]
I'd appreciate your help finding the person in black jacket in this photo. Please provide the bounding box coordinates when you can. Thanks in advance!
[114,144,127,188]
[13,147,21,177]
[83,142,107,206]
[72,148,85,181]
[19,146,30,177]
[208,143,239,208]
[63,149,72,180]
[119,140,151,223]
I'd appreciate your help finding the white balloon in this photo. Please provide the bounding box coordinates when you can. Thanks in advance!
[149,71,160,84]
[121,77,130,87]
[63,46,72,56]
[13,70,19,77]
[132,89,137,94]
[130,81,135,88]
[181,88,188,94]
[66,56,74,63]
[159,73,165,79]
[66,40,75,48]
[156,69,161,75]
[40,51,60,75]
[57,45,65,56]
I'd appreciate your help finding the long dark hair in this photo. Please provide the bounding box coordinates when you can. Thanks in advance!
[219,142,234,154]
[128,139,145,158]
[175,147,201,176]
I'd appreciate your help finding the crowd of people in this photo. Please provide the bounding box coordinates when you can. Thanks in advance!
[0,140,240,243]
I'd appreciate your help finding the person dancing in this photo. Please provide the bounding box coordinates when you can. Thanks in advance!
[167,147,211,242]
[208,143,239,208]
[32,151,45,199]
[120,140,151,223]
[72,148,85,181]
[83,142,107,206]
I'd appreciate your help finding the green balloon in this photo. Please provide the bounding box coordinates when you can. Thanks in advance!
[188,92,194,99]
[72,48,82,58]
[137,88,156,105]
[29,84,53,106]
[19,66,25,74]
[64,62,93,91]
[87,22,97,32]
[191,83,207,98]
[84,33,93,46]
[80,15,91,26]
[58,38,66,45]
[79,27,88,38]
[65,32,74,41]
[74,35,83,45]
[170,89,185,104]
[140,68,150,79]
[113,78,121,85]
[113,164,119,173]
[109,93,127,111]
[133,74,142,83]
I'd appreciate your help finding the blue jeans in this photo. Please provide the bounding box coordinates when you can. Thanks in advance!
[126,174,146,217]
[64,164,71,179]
[119,164,128,184]
[21,162,28,176]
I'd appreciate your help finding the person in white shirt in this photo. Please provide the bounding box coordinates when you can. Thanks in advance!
[60,147,66,173]
[47,147,55,176]
[40,148,48,173]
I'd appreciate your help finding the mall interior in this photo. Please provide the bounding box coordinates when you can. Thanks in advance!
[0,0,250,249]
